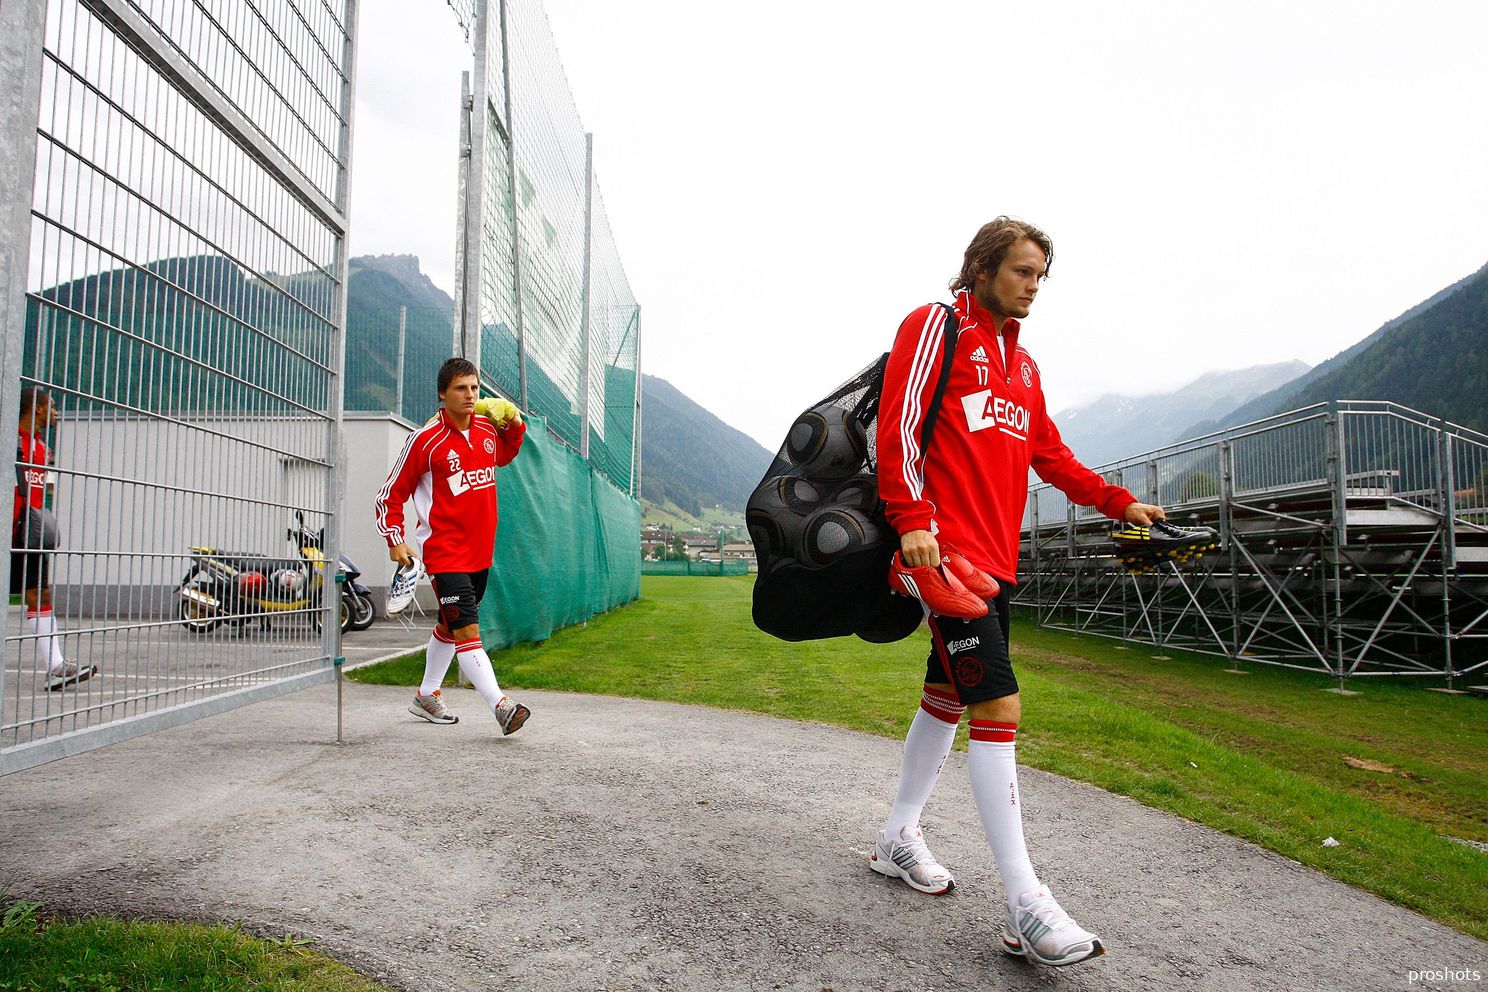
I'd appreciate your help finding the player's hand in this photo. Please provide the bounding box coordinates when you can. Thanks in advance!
[1123,502,1166,525]
[900,529,940,568]
[389,543,414,567]
[474,396,522,428]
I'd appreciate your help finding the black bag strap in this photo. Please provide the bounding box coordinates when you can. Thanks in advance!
[918,302,960,454]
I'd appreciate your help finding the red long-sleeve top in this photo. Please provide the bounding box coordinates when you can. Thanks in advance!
[13,431,48,528]
[375,410,526,573]
[876,289,1135,582]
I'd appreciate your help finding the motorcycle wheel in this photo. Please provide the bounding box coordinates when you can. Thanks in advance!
[312,596,351,634]
[178,583,224,633]
[346,589,375,631]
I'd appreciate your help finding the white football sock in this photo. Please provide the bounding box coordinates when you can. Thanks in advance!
[24,609,64,674]
[884,684,964,836]
[968,719,1040,910]
[455,638,504,713]
[419,629,457,696]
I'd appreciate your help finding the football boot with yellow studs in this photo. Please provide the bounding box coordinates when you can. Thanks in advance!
[1111,519,1220,574]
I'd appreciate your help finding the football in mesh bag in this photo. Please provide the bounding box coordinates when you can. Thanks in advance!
[747,478,811,562]
[830,474,879,513]
[800,506,884,568]
[785,403,868,481]
[745,508,788,563]
[773,474,824,514]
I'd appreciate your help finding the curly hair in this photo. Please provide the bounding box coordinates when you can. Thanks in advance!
[437,356,479,394]
[948,217,1054,293]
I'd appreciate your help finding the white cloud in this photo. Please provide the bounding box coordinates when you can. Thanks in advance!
[350,0,1488,449]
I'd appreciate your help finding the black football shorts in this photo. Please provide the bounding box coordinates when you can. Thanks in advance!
[923,582,1017,704]
[430,569,489,632]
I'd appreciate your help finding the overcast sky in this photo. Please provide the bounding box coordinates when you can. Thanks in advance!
[349,0,1488,452]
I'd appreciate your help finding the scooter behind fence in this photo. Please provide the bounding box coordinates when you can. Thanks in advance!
[177,514,352,634]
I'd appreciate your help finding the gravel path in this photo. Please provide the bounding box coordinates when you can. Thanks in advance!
[2,682,1484,991]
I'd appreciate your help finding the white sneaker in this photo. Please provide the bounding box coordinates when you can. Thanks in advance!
[493,695,530,736]
[869,825,955,895]
[386,557,424,615]
[409,689,458,724]
[46,662,97,691]
[1002,885,1105,966]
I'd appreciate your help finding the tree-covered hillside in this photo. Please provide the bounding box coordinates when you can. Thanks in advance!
[1280,263,1488,430]
[1188,262,1488,435]
[640,374,773,516]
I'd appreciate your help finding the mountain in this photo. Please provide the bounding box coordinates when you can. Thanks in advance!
[24,254,333,416]
[348,254,455,311]
[343,255,457,421]
[1053,360,1310,467]
[1186,262,1488,435]
[640,374,773,516]
[339,256,771,509]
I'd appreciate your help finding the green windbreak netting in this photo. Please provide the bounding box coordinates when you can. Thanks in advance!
[480,415,641,649]
[641,561,750,576]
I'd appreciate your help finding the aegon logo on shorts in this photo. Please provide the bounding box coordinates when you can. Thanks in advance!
[448,465,497,495]
[439,595,461,604]
[22,468,45,486]
[946,636,980,655]
[960,390,1030,441]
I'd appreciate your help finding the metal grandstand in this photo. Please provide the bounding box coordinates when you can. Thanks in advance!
[1014,400,1488,689]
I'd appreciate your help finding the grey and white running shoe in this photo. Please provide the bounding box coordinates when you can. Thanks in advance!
[46,662,97,692]
[1002,885,1105,966]
[493,695,530,735]
[869,825,956,895]
[409,689,458,724]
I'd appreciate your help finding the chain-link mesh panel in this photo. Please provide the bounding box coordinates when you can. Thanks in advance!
[467,0,638,494]
[588,184,639,492]
[345,307,455,425]
[3,0,351,772]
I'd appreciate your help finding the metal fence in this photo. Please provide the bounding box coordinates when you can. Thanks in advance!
[345,305,453,425]
[447,0,641,496]
[1016,400,1488,687]
[0,0,357,774]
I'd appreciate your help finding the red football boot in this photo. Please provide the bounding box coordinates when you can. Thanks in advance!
[939,544,1000,601]
[888,551,989,620]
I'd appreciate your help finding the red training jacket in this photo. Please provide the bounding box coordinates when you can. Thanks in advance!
[876,289,1135,583]
[375,409,526,573]
[14,431,48,528]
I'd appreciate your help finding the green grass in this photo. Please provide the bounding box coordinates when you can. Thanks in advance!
[0,896,388,992]
[355,575,1488,941]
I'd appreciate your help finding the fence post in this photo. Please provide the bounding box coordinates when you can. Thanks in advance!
[0,0,48,709]
[578,132,593,459]
[456,2,488,367]
[1220,438,1240,662]
[496,0,527,410]
[1325,404,1348,685]
[1439,422,1456,688]
[396,306,407,418]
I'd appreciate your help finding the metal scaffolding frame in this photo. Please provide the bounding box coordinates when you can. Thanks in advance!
[1015,400,1488,688]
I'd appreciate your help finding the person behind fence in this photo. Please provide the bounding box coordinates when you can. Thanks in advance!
[871,217,1167,968]
[12,387,94,689]
[374,358,530,734]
